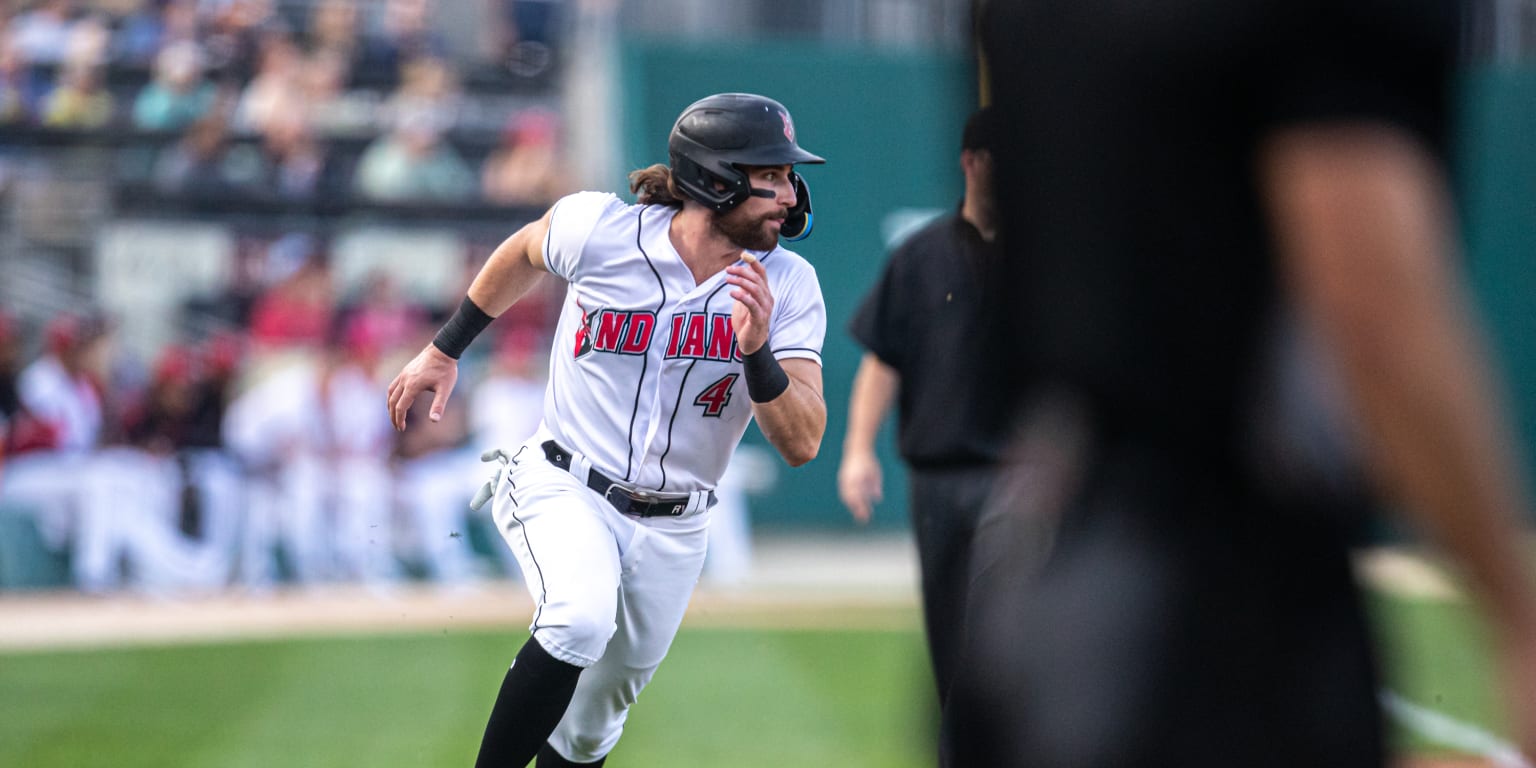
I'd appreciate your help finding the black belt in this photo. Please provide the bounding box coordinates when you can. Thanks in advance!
[542,441,707,518]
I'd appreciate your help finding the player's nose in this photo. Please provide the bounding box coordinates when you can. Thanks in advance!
[778,178,797,208]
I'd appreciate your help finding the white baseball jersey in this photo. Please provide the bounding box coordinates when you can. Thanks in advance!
[537,191,826,494]
[17,355,101,453]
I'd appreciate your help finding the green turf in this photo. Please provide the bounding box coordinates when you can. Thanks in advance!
[0,592,1507,767]
[0,626,936,768]
[1369,590,1506,755]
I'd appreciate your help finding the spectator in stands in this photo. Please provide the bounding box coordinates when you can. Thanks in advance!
[200,0,280,83]
[381,54,462,132]
[247,233,335,349]
[480,106,569,207]
[336,270,428,355]
[356,0,447,89]
[111,0,175,68]
[8,0,77,69]
[303,0,363,85]
[296,47,369,136]
[39,12,113,129]
[228,109,339,199]
[152,111,239,196]
[39,60,113,129]
[352,109,475,202]
[60,9,108,69]
[132,39,218,131]
[0,38,40,125]
[232,27,301,134]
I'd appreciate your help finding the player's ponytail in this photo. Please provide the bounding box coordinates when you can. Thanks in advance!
[628,164,685,207]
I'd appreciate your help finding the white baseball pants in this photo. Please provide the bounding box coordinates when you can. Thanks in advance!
[489,439,710,762]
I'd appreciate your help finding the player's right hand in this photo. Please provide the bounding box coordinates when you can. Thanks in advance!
[837,450,882,525]
[387,344,460,431]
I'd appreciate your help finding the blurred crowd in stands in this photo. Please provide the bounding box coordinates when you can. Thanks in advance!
[0,0,572,208]
[0,0,586,595]
[0,0,771,595]
[0,231,563,595]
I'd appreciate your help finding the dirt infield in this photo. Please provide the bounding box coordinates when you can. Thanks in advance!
[0,580,925,652]
[0,533,923,652]
[0,538,1464,653]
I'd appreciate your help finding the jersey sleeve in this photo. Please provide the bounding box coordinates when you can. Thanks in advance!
[1262,0,1456,156]
[847,243,912,369]
[767,259,827,366]
[542,192,626,281]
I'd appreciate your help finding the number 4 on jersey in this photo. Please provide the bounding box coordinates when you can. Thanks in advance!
[694,373,739,417]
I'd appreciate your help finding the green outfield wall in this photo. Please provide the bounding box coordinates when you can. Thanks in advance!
[620,41,1536,529]
[1458,68,1536,512]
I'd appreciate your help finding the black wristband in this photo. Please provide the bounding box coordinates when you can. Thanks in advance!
[432,296,494,359]
[742,346,790,402]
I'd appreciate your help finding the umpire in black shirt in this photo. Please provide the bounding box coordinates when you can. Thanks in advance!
[838,107,1006,766]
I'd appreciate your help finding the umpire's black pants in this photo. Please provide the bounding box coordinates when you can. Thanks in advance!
[909,464,998,763]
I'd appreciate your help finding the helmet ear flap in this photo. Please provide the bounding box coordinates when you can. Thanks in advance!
[780,170,814,241]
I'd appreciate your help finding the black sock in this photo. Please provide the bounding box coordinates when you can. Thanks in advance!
[474,637,585,768]
[536,742,606,767]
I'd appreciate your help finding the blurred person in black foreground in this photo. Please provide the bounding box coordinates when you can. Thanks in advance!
[955,0,1536,765]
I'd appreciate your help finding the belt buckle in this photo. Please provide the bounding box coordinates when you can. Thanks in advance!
[602,484,635,514]
[604,484,684,517]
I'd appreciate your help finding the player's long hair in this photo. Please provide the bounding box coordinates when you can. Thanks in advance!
[628,164,685,207]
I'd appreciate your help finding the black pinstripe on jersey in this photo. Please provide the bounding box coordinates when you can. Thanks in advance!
[627,205,669,482]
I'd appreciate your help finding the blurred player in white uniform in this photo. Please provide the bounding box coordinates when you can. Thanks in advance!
[323,321,400,587]
[387,93,827,767]
[467,327,552,580]
[2,313,107,586]
[223,352,331,589]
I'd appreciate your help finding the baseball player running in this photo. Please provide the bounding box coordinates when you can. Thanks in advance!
[386,92,827,767]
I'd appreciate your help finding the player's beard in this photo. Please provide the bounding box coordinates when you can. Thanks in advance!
[713,206,781,252]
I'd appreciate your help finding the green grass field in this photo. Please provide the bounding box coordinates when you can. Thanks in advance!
[1370,591,1506,757]
[0,625,937,768]
[0,592,1508,767]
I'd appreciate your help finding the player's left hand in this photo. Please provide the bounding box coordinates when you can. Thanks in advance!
[725,254,772,354]
[386,344,459,431]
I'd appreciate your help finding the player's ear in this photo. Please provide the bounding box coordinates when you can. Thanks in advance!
[781,171,813,241]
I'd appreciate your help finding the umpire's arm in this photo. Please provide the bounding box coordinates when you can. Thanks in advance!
[1264,124,1536,756]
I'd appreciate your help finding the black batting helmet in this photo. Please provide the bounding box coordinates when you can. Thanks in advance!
[668,93,825,216]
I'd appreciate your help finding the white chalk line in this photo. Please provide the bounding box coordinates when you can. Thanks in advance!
[1382,689,1532,768]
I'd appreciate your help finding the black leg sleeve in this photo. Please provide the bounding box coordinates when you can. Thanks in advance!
[474,637,584,768]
